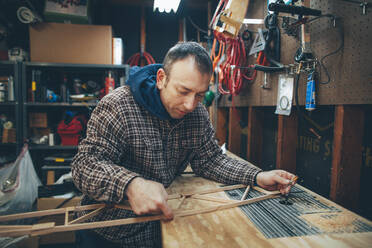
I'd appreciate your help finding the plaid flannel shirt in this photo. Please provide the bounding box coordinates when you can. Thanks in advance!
[71,85,262,247]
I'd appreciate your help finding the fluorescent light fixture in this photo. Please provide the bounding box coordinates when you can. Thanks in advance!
[153,0,181,13]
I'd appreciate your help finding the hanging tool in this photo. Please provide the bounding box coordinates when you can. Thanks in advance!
[210,0,250,38]
[279,175,298,205]
[251,11,285,73]
[305,70,316,111]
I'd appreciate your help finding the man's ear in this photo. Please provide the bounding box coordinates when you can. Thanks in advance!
[156,68,166,90]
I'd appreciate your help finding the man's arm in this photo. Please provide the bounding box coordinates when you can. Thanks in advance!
[71,97,139,204]
[190,114,296,193]
[71,96,173,219]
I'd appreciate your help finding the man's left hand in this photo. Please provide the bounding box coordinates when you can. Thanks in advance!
[256,170,296,195]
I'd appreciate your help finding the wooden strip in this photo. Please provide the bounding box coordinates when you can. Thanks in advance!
[0,204,105,222]
[114,204,132,211]
[167,194,183,200]
[0,225,32,229]
[178,18,184,42]
[30,193,280,237]
[46,171,55,185]
[228,107,243,156]
[0,222,55,237]
[0,185,244,224]
[0,228,33,237]
[175,196,186,210]
[191,194,239,204]
[246,107,263,166]
[180,184,246,197]
[175,193,280,218]
[330,105,364,211]
[276,111,298,173]
[252,186,279,195]
[240,185,251,201]
[64,207,74,225]
[69,206,105,225]
[32,222,55,230]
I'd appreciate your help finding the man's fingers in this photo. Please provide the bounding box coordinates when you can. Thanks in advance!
[273,174,291,185]
[159,201,174,220]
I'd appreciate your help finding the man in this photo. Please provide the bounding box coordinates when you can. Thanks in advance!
[71,42,295,247]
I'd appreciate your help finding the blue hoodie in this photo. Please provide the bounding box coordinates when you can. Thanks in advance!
[125,64,172,120]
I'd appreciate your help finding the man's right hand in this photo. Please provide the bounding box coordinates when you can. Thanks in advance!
[125,177,174,220]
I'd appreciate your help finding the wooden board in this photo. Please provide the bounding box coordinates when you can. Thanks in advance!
[161,156,372,247]
[330,105,364,211]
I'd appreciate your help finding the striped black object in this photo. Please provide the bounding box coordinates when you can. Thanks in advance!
[225,185,372,239]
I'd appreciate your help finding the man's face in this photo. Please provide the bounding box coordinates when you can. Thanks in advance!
[156,57,211,119]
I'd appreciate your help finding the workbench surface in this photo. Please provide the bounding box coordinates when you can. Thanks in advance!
[161,155,372,248]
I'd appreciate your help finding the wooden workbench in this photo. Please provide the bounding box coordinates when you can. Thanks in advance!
[162,154,372,248]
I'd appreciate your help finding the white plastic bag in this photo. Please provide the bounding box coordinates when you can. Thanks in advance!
[0,145,41,224]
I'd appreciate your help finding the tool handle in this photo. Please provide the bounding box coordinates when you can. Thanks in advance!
[268,3,322,16]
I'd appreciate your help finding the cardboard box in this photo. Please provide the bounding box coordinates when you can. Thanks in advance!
[29,112,48,128]
[29,23,112,64]
[37,197,81,245]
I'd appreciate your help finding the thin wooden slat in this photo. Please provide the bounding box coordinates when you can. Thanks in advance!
[0,222,55,237]
[64,207,74,225]
[228,107,243,156]
[0,204,105,222]
[0,184,246,226]
[175,196,186,210]
[0,225,32,229]
[240,185,251,201]
[252,186,279,195]
[276,111,298,173]
[69,206,105,225]
[246,107,263,166]
[330,105,364,211]
[191,194,239,204]
[29,193,279,237]
[179,184,245,197]
[178,18,184,42]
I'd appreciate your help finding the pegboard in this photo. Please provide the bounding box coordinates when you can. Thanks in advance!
[219,0,372,107]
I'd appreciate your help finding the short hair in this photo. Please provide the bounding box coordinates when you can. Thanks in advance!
[162,42,213,77]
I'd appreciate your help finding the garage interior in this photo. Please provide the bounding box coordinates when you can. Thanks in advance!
[0,0,371,247]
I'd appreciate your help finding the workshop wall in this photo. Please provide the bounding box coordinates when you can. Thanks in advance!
[218,0,372,107]
[95,2,209,64]
[241,105,372,220]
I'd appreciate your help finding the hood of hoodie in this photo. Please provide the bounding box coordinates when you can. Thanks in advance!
[125,64,172,120]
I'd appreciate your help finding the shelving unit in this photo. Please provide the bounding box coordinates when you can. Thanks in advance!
[0,61,22,158]
[20,62,130,182]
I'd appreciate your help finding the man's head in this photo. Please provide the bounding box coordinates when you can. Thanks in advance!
[156,42,212,119]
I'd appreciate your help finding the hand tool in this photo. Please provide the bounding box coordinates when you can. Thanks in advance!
[279,176,298,205]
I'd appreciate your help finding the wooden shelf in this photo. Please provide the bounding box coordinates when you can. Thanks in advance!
[0,102,17,106]
[24,61,129,70]
[25,102,97,107]
[0,143,17,148]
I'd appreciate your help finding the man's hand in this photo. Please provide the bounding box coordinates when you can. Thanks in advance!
[125,177,174,220]
[256,170,296,195]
